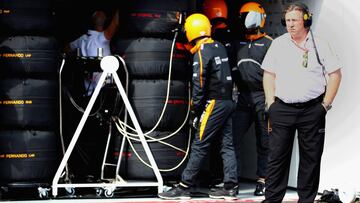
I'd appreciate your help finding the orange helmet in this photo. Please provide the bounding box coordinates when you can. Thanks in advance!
[184,13,211,42]
[203,0,228,20]
[240,2,266,28]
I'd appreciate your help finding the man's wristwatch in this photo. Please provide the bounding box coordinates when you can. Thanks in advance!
[322,101,332,111]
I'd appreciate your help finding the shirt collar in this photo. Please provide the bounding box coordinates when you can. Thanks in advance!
[288,32,311,51]
[245,32,267,41]
[87,30,101,35]
[190,37,214,54]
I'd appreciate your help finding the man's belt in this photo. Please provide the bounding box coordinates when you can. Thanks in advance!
[275,94,324,108]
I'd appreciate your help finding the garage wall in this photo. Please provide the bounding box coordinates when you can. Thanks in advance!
[314,0,360,200]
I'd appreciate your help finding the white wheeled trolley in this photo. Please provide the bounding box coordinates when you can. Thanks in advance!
[52,55,163,198]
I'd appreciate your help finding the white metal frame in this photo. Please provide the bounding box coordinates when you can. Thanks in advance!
[52,56,163,197]
[100,56,128,184]
[58,57,71,183]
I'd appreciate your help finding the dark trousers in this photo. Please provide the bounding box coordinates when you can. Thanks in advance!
[233,91,269,178]
[181,99,238,186]
[233,92,269,178]
[264,100,326,203]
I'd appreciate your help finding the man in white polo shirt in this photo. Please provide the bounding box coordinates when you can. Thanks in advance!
[68,9,119,96]
[261,2,342,203]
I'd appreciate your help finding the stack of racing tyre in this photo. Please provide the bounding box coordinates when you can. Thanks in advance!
[113,0,194,181]
[0,0,60,199]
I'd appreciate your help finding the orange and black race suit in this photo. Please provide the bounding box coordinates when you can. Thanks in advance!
[181,38,237,186]
[233,34,272,178]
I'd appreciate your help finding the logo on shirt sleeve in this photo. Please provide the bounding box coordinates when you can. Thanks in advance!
[221,57,228,62]
[215,56,222,65]
[254,43,264,46]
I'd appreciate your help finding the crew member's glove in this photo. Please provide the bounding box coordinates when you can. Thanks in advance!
[263,102,272,133]
[189,110,199,130]
[263,102,270,121]
[192,117,199,129]
[263,109,269,122]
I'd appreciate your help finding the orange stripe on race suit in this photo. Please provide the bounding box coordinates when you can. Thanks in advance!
[198,49,203,88]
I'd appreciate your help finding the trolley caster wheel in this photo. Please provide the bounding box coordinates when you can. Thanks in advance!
[0,187,8,200]
[65,187,75,196]
[95,188,103,197]
[38,187,50,199]
[104,188,114,198]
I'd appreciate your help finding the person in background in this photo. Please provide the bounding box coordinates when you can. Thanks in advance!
[158,13,238,200]
[203,0,238,95]
[203,0,233,57]
[261,2,342,203]
[201,0,235,186]
[233,2,272,196]
[66,9,119,95]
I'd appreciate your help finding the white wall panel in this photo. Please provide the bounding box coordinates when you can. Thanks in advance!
[315,0,360,201]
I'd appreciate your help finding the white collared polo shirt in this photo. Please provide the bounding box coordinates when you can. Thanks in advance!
[261,32,341,103]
